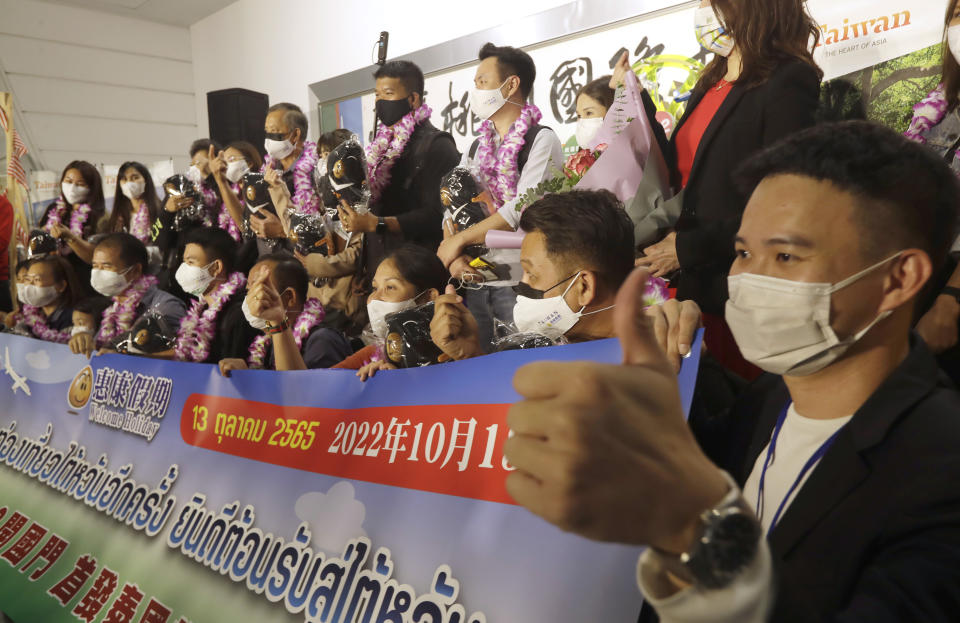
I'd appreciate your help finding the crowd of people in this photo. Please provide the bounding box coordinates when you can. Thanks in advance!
[2,0,960,619]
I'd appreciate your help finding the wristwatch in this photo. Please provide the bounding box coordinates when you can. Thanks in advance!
[376,217,387,235]
[652,471,761,590]
[941,286,960,304]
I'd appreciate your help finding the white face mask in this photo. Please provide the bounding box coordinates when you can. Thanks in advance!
[71,324,93,337]
[91,267,133,298]
[21,284,59,308]
[512,272,613,341]
[264,137,296,161]
[120,180,146,200]
[185,165,204,186]
[61,182,90,205]
[471,79,515,121]
[367,297,418,339]
[175,261,217,298]
[575,117,604,148]
[725,253,902,377]
[242,298,271,331]
[226,160,251,184]
[15,283,27,304]
[949,25,960,65]
[694,6,735,57]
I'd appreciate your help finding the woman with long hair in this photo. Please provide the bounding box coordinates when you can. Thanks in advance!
[904,0,960,382]
[43,160,105,291]
[103,161,161,242]
[636,0,823,379]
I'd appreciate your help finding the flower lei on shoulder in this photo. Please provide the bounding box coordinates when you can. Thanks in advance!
[264,141,320,214]
[474,103,542,207]
[174,272,246,362]
[129,201,152,243]
[366,105,433,203]
[44,198,92,237]
[217,183,243,241]
[246,298,326,369]
[19,305,71,344]
[905,83,949,144]
[96,274,158,347]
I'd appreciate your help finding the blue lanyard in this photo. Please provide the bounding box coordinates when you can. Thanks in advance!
[755,404,845,537]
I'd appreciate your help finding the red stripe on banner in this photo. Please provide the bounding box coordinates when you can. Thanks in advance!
[180,394,517,505]
[0,107,8,132]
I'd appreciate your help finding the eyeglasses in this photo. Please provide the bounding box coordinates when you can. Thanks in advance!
[512,272,579,299]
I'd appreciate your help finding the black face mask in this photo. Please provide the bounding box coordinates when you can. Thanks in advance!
[376,98,413,127]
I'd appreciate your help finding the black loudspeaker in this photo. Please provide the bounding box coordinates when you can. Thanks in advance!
[207,88,269,156]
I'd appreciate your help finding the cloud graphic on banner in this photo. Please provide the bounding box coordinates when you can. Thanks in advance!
[26,350,51,370]
[295,482,367,554]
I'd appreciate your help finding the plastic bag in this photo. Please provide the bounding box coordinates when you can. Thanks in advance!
[382,302,444,368]
[163,174,207,231]
[27,229,59,258]
[289,212,331,256]
[490,318,559,353]
[326,137,370,210]
[439,166,495,234]
[113,309,176,355]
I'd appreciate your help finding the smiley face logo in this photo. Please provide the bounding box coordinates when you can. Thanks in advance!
[67,366,93,411]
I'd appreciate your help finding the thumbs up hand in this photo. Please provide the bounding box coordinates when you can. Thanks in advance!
[504,268,729,553]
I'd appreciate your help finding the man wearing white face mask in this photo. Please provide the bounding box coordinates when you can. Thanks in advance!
[69,233,186,358]
[218,254,351,375]
[436,43,563,351]
[502,122,960,623]
[432,190,700,370]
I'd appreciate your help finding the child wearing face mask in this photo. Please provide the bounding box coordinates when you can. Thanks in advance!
[330,245,449,380]
[904,0,960,384]
[3,262,32,330]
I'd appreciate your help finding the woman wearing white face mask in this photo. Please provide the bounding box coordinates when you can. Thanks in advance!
[209,141,264,243]
[326,245,448,380]
[104,162,161,242]
[8,256,81,344]
[634,0,822,380]
[43,161,105,293]
[905,0,960,383]
[3,262,32,330]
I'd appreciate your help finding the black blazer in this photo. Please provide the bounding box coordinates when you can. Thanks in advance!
[669,61,821,315]
[696,337,960,621]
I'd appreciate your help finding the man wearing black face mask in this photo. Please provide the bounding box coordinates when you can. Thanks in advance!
[340,61,460,288]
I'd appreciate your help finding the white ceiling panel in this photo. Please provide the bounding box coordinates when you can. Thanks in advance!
[36,0,237,27]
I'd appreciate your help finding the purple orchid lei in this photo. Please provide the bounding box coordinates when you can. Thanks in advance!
[246,298,326,369]
[473,103,542,207]
[19,305,71,344]
[366,105,433,203]
[264,141,321,215]
[44,198,92,237]
[96,274,158,347]
[905,83,949,145]
[174,271,247,362]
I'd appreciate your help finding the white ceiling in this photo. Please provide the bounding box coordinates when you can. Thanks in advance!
[38,0,237,26]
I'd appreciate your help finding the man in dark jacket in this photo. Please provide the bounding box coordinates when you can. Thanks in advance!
[338,60,460,286]
[503,121,960,622]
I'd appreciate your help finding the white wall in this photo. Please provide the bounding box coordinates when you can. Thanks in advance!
[190,0,573,137]
[0,0,198,176]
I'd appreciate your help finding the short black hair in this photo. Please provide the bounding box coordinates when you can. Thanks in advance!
[74,296,112,331]
[257,253,309,305]
[267,103,308,140]
[373,60,425,98]
[96,233,149,273]
[190,138,222,158]
[383,244,450,294]
[479,43,536,100]
[185,227,237,274]
[736,120,960,270]
[519,190,635,293]
[318,129,356,154]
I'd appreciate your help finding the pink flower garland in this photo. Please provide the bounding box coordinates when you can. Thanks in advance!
[246,298,326,369]
[642,276,670,309]
[366,105,433,202]
[264,141,320,214]
[129,201,152,243]
[44,198,92,237]
[96,274,158,348]
[174,272,247,362]
[473,104,542,207]
[905,83,949,145]
[217,183,243,241]
[19,305,71,344]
